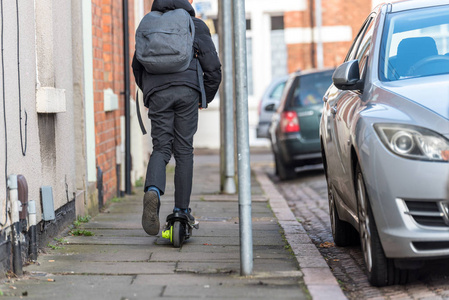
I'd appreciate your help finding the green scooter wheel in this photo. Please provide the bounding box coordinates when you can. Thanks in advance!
[162,225,173,242]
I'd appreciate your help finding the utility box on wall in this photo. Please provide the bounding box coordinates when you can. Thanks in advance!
[40,186,55,221]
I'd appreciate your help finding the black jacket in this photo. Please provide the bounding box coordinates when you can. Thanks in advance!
[132,0,222,106]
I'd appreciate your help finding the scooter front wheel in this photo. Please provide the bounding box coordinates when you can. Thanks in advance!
[172,221,185,248]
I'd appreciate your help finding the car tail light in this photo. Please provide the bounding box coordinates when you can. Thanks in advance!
[281,111,300,133]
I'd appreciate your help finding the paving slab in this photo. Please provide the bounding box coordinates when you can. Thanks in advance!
[34,245,152,262]
[0,275,139,299]
[0,155,316,299]
[132,273,302,286]
[63,235,157,246]
[163,284,306,299]
[25,261,176,275]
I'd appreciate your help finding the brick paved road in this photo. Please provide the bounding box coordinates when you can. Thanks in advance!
[264,164,449,300]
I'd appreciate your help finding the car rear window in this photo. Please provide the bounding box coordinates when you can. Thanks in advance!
[286,71,333,108]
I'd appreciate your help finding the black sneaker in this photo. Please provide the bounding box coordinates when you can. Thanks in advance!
[184,208,195,225]
[142,190,160,235]
[174,208,195,225]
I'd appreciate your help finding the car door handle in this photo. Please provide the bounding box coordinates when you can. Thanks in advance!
[331,105,337,115]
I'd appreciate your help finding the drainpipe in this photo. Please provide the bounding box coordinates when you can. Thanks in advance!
[309,0,316,68]
[7,175,23,276]
[28,200,37,261]
[122,0,132,195]
[315,0,324,69]
[97,166,104,210]
[17,175,28,231]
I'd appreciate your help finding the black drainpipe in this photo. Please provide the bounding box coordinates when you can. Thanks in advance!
[122,0,132,195]
[97,167,104,210]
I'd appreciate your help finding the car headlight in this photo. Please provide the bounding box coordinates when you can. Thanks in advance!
[374,124,449,162]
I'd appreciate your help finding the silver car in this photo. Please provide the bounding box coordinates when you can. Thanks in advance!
[256,75,288,138]
[320,0,449,286]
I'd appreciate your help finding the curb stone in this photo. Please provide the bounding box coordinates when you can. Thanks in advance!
[253,167,347,300]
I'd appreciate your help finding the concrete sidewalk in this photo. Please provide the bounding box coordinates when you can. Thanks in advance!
[0,154,345,299]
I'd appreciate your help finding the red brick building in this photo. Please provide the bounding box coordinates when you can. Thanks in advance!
[285,0,372,72]
[91,0,138,202]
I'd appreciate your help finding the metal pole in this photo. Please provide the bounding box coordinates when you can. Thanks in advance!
[233,0,253,276]
[219,0,236,195]
[219,0,225,192]
[123,0,132,194]
[315,0,324,68]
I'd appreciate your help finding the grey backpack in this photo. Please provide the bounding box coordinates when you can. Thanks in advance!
[135,8,195,74]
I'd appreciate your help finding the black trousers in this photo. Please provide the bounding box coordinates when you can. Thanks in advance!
[144,85,199,210]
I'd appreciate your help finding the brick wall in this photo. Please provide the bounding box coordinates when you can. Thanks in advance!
[285,0,372,72]
[92,0,136,203]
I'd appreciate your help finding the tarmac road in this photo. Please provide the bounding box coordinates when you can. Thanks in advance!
[264,163,449,300]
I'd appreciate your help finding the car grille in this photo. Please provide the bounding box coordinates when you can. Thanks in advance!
[404,200,449,228]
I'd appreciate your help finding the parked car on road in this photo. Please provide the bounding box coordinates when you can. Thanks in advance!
[256,75,289,139]
[320,0,449,287]
[269,68,334,180]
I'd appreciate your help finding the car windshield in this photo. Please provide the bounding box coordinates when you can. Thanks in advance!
[288,71,333,107]
[379,5,449,81]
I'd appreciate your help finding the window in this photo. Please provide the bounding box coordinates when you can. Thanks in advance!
[345,15,375,62]
[286,71,334,108]
[269,81,286,100]
[271,16,284,30]
[355,16,375,78]
[379,6,449,81]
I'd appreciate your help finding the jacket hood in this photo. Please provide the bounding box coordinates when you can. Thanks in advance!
[151,0,196,17]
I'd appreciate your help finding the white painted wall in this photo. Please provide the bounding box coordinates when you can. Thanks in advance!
[0,0,79,227]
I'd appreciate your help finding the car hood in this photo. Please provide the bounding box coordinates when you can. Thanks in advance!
[381,74,449,121]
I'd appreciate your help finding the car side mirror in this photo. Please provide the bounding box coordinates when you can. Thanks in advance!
[333,60,364,91]
[264,103,277,112]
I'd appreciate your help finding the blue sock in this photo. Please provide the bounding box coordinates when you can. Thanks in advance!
[173,207,188,213]
[146,186,160,198]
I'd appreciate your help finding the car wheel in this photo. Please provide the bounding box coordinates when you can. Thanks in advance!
[325,166,358,246]
[275,153,295,181]
[355,164,408,286]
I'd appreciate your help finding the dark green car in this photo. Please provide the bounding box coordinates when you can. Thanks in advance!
[269,68,334,180]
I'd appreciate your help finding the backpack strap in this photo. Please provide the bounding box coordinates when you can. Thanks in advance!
[136,91,147,135]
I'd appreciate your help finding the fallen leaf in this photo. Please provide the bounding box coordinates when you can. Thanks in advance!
[319,242,335,248]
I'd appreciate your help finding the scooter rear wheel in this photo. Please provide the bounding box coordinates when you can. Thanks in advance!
[172,221,185,248]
